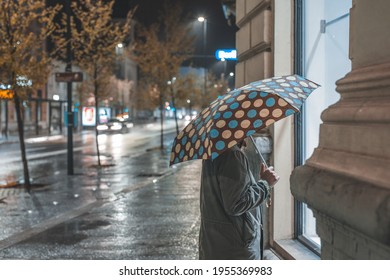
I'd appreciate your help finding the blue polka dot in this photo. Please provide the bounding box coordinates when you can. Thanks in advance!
[193,154,198,160]
[198,146,204,156]
[303,88,311,93]
[248,91,258,99]
[228,120,238,129]
[266,81,276,86]
[246,130,256,137]
[204,116,211,123]
[230,102,239,110]
[215,141,225,151]
[278,92,289,98]
[201,133,206,141]
[191,135,198,144]
[196,122,204,130]
[174,157,179,163]
[285,109,295,116]
[290,81,299,87]
[253,119,263,128]
[285,87,294,92]
[213,112,221,119]
[266,98,276,107]
[247,109,257,118]
[181,136,188,145]
[223,111,233,119]
[226,97,235,103]
[210,129,219,138]
[179,150,185,159]
[232,90,241,97]
[294,99,303,105]
[211,152,219,160]
[260,92,269,97]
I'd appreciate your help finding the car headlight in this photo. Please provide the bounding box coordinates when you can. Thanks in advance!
[97,124,108,130]
[110,123,122,130]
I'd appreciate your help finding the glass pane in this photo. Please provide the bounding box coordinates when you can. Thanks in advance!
[300,0,352,247]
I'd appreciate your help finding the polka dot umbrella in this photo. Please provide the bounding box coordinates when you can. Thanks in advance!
[169,74,320,166]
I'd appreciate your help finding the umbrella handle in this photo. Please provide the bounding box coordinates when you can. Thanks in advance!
[249,135,269,169]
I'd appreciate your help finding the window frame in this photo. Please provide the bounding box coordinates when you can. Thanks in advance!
[293,0,321,257]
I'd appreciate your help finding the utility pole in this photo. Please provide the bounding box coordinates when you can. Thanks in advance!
[66,0,74,175]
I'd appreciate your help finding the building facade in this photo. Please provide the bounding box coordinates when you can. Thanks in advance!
[236,0,390,259]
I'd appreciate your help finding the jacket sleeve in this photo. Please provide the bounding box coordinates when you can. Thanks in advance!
[216,149,270,216]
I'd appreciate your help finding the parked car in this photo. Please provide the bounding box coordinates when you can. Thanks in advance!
[97,118,134,134]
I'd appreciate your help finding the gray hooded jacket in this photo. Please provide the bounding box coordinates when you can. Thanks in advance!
[199,145,270,260]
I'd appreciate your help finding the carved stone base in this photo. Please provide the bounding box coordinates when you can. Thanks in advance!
[291,165,390,259]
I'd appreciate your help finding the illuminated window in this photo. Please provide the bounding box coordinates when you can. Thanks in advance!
[295,0,352,254]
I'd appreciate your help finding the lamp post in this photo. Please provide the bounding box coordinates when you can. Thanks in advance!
[66,0,74,175]
[198,16,208,103]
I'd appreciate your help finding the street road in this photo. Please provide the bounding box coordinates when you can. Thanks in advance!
[0,120,182,185]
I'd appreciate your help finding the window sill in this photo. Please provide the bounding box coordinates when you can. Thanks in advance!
[271,239,320,260]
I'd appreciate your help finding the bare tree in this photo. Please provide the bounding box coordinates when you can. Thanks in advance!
[0,0,60,191]
[131,2,195,149]
[52,0,133,166]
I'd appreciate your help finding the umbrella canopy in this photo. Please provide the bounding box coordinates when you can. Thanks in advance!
[169,74,320,166]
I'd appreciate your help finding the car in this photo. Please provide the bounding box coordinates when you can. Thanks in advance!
[97,118,134,134]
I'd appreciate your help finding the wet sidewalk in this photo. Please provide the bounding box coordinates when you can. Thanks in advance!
[0,119,203,259]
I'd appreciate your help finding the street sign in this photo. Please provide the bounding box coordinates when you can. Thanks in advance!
[215,49,237,61]
[0,89,14,100]
[55,72,83,82]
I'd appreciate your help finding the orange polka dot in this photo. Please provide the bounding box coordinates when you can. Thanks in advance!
[237,94,246,101]
[195,140,201,149]
[278,99,288,107]
[222,130,232,139]
[241,119,251,129]
[228,140,237,148]
[254,99,263,107]
[218,105,228,111]
[175,143,181,153]
[242,101,251,108]
[185,142,191,151]
[185,124,193,132]
[204,138,209,148]
[234,130,244,139]
[266,119,275,126]
[177,131,184,140]
[216,120,226,128]
[201,108,209,115]
[259,109,270,118]
[272,109,283,118]
[235,110,245,118]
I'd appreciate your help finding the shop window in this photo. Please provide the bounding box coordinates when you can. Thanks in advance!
[294,0,352,254]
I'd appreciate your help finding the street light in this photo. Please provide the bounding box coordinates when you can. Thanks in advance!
[197,16,207,57]
[198,16,208,102]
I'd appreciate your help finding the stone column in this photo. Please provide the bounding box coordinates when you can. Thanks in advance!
[290,0,390,259]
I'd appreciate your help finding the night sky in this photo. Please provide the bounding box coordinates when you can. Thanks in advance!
[47,0,237,76]
[113,0,237,75]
